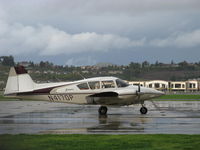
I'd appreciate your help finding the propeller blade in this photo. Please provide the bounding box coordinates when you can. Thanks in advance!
[137,83,141,100]
[138,83,140,92]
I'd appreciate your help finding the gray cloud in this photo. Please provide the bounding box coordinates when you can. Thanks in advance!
[150,30,200,48]
[3,0,199,15]
[65,56,97,66]
[0,18,200,57]
[0,19,146,56]
[0,0,200,65]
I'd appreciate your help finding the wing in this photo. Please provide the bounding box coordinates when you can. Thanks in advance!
[88,92,118,97]
[86,91,120,105]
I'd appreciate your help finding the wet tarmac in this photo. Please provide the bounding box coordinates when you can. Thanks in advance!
[0,101,200,134]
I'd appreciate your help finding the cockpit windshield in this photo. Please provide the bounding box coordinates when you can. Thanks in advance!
[116,79,129,88]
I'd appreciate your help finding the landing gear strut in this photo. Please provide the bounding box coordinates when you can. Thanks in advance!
[140,106,148,114]
[98,106,107,115]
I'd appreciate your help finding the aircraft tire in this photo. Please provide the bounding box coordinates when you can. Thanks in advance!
[98,106,107,115]
[140,106,148,114]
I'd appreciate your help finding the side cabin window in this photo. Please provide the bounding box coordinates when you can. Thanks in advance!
[101,80,115,88]
[155,83,160,88]
[116,79,129,88]
[77,83,89,90]
[88,81,100,90]
[175,84,181,88]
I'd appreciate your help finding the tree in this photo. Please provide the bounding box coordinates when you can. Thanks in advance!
[142,61,150,68]
[0,55,15,66]
[39,61,45,68]
[178,61,188,67]
[129,62,141,69]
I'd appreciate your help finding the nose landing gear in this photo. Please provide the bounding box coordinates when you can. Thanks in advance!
[139,99,148,114]
[140,106,148,114]
[98,106,108,115]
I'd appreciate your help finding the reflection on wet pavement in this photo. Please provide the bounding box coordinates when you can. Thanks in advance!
[0,101,200,134]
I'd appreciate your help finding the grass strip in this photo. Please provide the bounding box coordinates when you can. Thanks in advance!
[0,134,199,150]
[0,95,18,101]
[154,94,200,100]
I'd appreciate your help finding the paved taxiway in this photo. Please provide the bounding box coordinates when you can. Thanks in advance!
[0,101,200,134]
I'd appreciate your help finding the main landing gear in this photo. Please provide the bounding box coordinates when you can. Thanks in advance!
[140,106,148,114]
[98,105,148,115]
[98,106,108,115]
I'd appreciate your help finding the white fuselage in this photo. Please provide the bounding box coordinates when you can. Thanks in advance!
[8,76,164,106]
[4,66,164,115]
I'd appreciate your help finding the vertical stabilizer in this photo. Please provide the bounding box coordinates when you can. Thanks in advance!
[4,66,35,95]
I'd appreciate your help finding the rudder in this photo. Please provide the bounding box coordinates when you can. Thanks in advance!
[4,66,35,95]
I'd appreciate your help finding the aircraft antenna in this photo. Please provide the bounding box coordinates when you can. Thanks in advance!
[55,77,61,82]
[77,72,86,79]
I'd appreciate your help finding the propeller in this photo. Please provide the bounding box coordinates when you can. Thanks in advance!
[136,83,161,111]
[136,83,141,101]
[138,83,141,93]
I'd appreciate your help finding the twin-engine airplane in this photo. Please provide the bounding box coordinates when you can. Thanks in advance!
[4,66,164,115]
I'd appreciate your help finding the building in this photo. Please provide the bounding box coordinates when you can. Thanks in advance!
[186,80,199,92]
[128,81,145,87]
[128,79,200,92]
[146,80,168,91]
[169,81,186,92]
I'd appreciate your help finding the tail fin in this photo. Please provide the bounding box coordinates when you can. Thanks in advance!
[4,66,35,95]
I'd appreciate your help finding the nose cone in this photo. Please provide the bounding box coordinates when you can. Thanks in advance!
[154,89,165,95]
[151,89,165,98]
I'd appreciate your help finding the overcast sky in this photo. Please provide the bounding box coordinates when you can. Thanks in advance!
[0,0,200,66]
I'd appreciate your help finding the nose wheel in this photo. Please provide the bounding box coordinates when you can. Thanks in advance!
[98,106,107,115]
[140,106,148,114]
